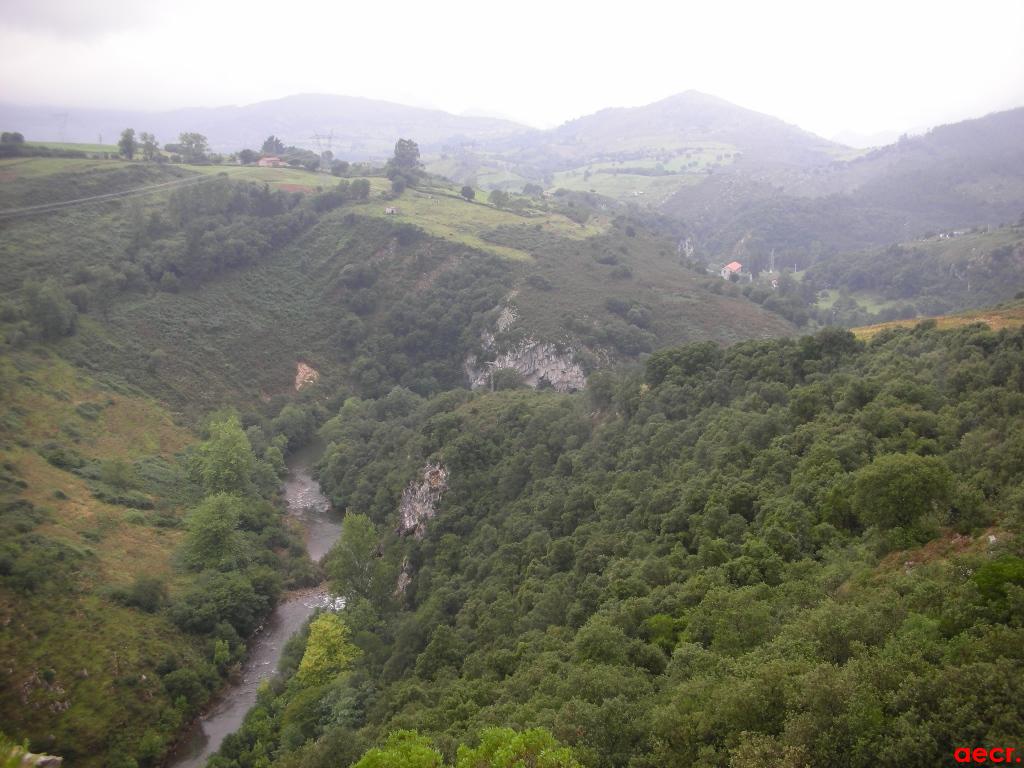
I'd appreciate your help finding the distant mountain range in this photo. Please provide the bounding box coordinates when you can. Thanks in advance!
[483,90,844,170]
[0,93,533,157]
[4,90,1022,260]
[0,89,849,167]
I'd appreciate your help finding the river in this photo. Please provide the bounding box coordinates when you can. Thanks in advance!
[166,441,342,768]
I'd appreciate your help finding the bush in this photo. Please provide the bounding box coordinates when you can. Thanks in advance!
[111,575,168,613]
[852,453,953,530]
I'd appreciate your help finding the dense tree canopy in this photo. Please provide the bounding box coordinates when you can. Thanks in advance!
[213,323,1024,767]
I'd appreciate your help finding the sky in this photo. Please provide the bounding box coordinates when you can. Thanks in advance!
[1,0,1022,144]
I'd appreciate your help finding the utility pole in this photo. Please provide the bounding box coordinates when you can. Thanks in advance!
[311,130,334,173]
[53,112,69,143]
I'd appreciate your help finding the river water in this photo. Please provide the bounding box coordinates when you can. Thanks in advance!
[166,442,342,768]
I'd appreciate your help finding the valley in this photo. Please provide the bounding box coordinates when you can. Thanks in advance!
[1,70,1023,768]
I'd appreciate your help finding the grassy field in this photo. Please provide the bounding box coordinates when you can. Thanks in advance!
[550,168,702,205]
[0,349,207,764]
[26,141,118,154]
[853,300,1024,338]
[353,183,607,261]
[815,288,903,313]
[548,143,736,205]
[181,163,347,191]
[0,156,127,181]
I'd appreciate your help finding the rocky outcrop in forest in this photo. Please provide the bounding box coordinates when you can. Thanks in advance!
[396,463,449,539]
[466,338,586,392]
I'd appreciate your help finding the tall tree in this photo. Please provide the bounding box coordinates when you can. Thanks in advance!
[391,138,422,173]
[193,414,255,495]
[138,131,159,161]
[455,728,581,768]
[183,492,244,569]
[261,135,285,154]
[852,453,953,530]
[296,612,360,686]
[327,513,392,604]
[22,278,77,338]
[118,128,137,159]
[178,132,209,163]
[353,731,442,768]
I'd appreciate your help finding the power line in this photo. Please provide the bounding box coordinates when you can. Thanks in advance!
[0,174,216,221]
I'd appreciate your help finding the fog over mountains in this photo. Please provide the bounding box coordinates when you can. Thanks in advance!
[0,93,533,157]
[3,89,1023,258]
[0,89,882,159]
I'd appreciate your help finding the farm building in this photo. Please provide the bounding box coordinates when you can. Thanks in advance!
[721,261,743,280]
[258,156,285,167]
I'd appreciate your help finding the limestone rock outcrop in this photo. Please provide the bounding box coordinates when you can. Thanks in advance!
[466,339,586,392]
[396,463,448,539]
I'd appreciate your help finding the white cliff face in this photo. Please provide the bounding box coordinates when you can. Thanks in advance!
[396,463,449,539]
[465,299,586,392]
[467,339,586,392]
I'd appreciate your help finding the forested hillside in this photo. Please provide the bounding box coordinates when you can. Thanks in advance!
[803,223,1024,324]
[0,156,792,416]
[3,7,1024,765]
[0,348,317,766]
[0,150,806,765]
[211,323,1024,767]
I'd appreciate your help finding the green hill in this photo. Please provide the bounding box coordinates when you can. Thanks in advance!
[1,159,794,417]
[852,299,1024,339]
[0,348,313,765]
[804,223,1024,324]
[5,136,1024,768]
[662,107,1024,262]
[428,91,849,206]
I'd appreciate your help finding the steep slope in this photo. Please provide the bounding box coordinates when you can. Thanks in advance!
[212,323,1024,768]
[2,160,794,417]
[0,351,201,764]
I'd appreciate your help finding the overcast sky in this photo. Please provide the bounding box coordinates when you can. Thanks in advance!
[1,0,1022,143]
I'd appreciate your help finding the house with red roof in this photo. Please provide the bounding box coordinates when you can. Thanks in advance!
[720,260,743,280]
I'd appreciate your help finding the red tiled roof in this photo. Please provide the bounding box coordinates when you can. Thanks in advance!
[724,261,742,272]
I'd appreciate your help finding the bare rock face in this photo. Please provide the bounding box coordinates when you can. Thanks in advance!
[294,362,320,391]
[397,463,449,539]
[465,299,585,392]
[9,749,63,767]
[496,304,519,331]
[467,339,586,392]
[395,557,413,596]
